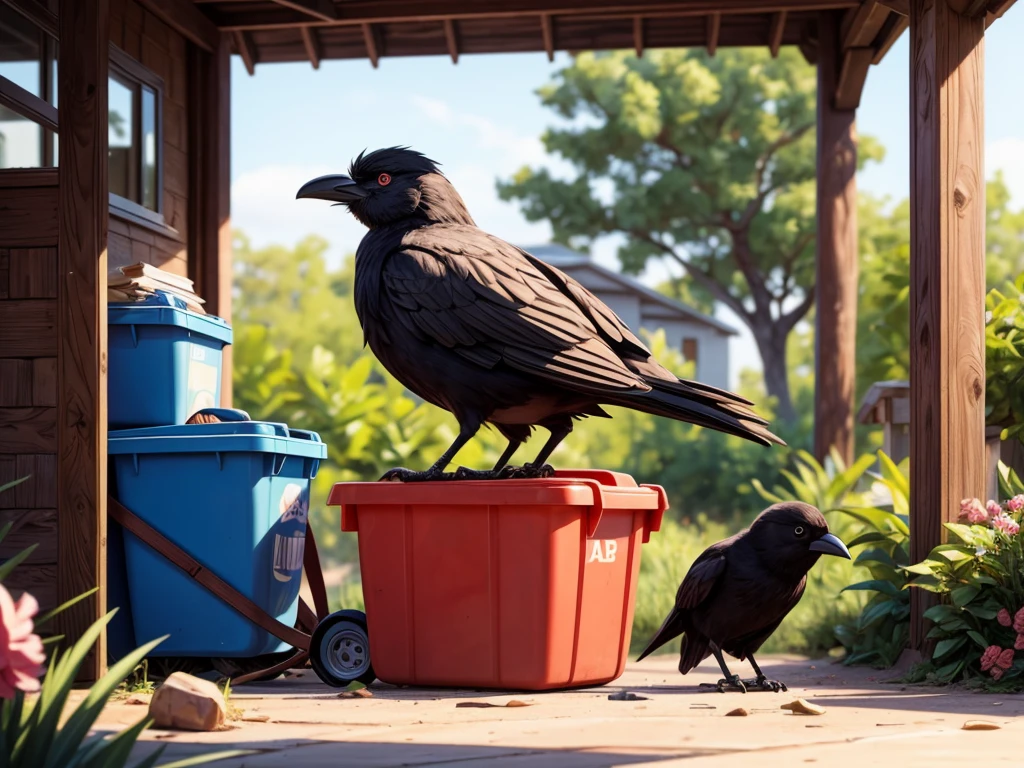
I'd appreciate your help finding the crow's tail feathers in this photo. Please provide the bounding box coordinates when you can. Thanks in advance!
[678,632,712,676]
[635,608,686,663]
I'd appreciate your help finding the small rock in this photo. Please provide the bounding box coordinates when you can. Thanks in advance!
[962,720,1001,731]
[241,714,270,723]
[338,688,373,699]
[505,700,531,707]
[608,691,649,701]
[125,696,148,706]
[781,698,826,716]
[149,673,227,732]
[726,707,748,717]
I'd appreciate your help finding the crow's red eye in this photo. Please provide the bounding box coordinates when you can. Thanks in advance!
[378,173,391,186]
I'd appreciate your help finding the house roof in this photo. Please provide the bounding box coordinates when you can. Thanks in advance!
[523,243,738,336]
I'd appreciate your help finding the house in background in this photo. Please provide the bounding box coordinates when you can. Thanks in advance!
[525,243,735,390]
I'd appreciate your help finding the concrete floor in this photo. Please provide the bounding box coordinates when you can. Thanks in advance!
[92,656,1024,767]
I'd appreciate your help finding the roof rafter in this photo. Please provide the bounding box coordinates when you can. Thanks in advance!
[267,0,337,22]
[300,25,321,68]
[540,13,555,61]
[233,29,256,74]
[769,10,787,56]
[362,22,381,67]
[706,12,721,56]
[444,18,459,63]
[633,16,644,57]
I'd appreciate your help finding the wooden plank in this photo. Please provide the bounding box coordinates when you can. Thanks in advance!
[187,33,234,407]
[0,302,57,357]
[706,12,721,55]
[540,13,554,61]
[444,18,459,63]
[0,169,59,189]
[843,0,892,46]
[361,22,380,67]
[32,358,57,407]
[234,30,257,74]
[633,16,644,56]
[814,10,858,467]
[0,509,58,565]
[0,187,58,247]
[769,10,787,56]
[835,46,873,109]
[58,0,109,682]
[269,0,338,22]
[301,25,322,67]
[873,11,909,62]
[0,361,32,407]
[908,0,986,651]
[0,250,7,300]
[135,0,218,52]
[880,0,910,12]
[9,248,57,299]
[0,77,59,134]
[0,454,57,509]
[0,408,57,454]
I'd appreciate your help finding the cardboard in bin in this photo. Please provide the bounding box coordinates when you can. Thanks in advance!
[328,469,666,690]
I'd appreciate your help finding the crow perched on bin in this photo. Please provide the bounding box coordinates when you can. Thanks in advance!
[297,147,784,482]
[636,502,850,692]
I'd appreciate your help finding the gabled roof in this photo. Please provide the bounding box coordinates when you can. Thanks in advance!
[523,243,738,336]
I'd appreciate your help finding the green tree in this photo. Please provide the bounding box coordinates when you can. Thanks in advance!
[497,48,882,422]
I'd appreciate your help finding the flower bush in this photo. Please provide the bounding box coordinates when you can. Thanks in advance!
[904,471,1024,689]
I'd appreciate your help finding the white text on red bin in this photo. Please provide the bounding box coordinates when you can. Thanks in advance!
[587,540,618,563]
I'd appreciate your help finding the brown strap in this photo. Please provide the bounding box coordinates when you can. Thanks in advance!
[232,649,309,687]
[303,523,330,621]
[108,497,311,652]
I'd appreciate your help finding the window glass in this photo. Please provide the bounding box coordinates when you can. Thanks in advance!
[108,75,135,200]
[141,85,157,210]
[0,104,41,168]
[0,7,43,98]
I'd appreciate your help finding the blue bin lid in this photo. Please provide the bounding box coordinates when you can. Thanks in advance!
[108,421,326,460]
[109,293,233,346]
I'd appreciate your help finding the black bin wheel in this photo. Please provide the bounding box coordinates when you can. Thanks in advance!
[309,609,376,687]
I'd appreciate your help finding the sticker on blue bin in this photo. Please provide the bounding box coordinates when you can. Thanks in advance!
[273,484,308,583]
[187,346,220,418]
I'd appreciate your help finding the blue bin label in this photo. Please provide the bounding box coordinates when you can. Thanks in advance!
[273,483,308,583]
[186,347,219,418]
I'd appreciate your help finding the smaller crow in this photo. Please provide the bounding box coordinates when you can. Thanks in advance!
[636,502,850,693]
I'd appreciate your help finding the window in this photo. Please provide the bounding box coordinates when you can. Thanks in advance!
[108,47,162,218]
[682,338,699,365]
[0,2,58,169]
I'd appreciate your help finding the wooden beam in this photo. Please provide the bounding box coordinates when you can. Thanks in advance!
[633,16,644,57]
[301,26,322,68]
[908,0,986,651]
[268,0,338,22]
[873,11,909,61]
[985,0,1016,23]
[814,9,858,467]
[188,33,234,406]
[136,0,218,52]
[706,12,721,55]
[0,77,58,133]
[210,0,861,31]
[834,46,873,109]
[362,22,380,68]
[444,18,459,63]
[879,0,909,13]
[234,30,257,75]
[842,0,892,46]
[57,0,108,682]
[540,13,555,61]
[769,10,787,56]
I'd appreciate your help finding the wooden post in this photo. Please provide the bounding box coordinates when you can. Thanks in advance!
[57,0,109,679]
[909,0,986,650]
[188,33,233,407]
[814,10,859,465]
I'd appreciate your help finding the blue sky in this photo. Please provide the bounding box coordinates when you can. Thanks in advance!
[230,8,1024,388]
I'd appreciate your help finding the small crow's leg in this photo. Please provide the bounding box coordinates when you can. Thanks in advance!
[452,436,525,480]
[698,644,747,694]
[380,422,480,482]
[504,422,572,479]
[740,654,787,693]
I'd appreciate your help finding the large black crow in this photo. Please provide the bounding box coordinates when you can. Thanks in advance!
[297,147,784,482]
[636,502,850,692]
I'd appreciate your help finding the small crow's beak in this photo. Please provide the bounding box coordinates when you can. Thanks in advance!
[296,174,367,204]
[809,532,851,559]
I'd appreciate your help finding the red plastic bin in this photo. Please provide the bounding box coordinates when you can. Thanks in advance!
[327,469,667,690]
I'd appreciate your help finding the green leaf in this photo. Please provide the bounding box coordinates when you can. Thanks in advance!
[965,603,1000,621]
[933,636,967,659]
[841,579,902,597]
[0,477,30,496]
[903,562,940,576]
[876,451,910,515]
[923,604,959,623]
[845,531,897,549]
[156,751,258,768]
[936,549,975,563]
[967,630,990,650]
[34,588,99,630]
[0,543,39,582]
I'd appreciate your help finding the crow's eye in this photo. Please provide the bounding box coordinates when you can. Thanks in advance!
[378,173,391,186]
[794,526,805,536]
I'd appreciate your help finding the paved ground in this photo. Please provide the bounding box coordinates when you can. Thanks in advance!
[92,656,1024,767]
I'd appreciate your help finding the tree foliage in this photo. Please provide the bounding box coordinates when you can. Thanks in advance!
[497,48,882,421]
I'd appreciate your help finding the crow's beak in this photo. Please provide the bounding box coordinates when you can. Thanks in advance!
[809,532,851,559]
[296,174,367,204]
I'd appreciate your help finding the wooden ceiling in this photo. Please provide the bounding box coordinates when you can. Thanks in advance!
[161,0,1014,108]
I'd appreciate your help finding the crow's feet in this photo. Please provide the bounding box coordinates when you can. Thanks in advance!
[741,676,787,692]
[378,467,456,482]
[451,466,504,480]
[498,463,556,480]
[699,675,747,694]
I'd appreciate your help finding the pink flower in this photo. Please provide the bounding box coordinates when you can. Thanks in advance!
[1015,634,1024,651]
[999,608,1013,627]
[981,645,1002,671]
[1014,607,1024,635]
[987,500,1004,517]
[0,585,45,698]
[960,498,989,524]
[992,666,1006,681]
[997,648,1015,670]
[992,514,1021,536]
[1008,495,1024,512]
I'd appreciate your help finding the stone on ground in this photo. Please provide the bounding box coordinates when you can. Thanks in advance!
[149,672,227,731]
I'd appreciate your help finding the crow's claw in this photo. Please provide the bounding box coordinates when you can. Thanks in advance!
[699,675,747,694]
[742,676,787,693]
[452,466,504,480]
[378,467,456,482]
[500,463,556,480]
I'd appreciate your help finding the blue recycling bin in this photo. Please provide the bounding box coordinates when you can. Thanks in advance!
[108,417,326,657]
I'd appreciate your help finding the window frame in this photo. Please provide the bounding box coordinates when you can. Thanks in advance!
[0,0,58,162]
